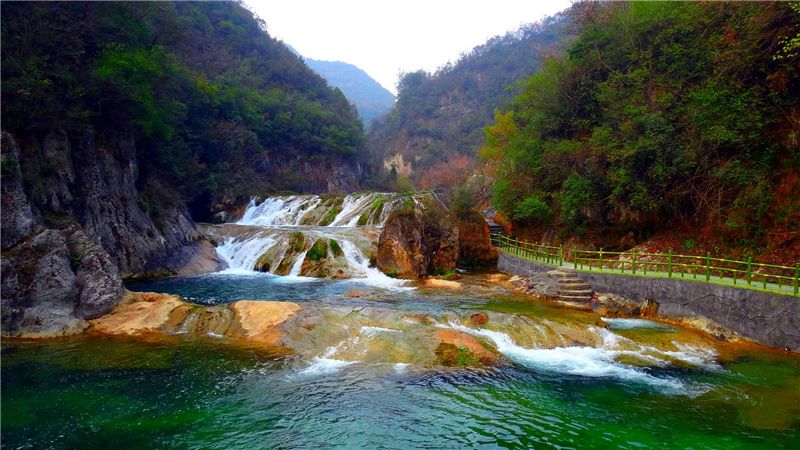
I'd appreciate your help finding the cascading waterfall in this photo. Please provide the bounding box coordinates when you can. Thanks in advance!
[207,193,412,287]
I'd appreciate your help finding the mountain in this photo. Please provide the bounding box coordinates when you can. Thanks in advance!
[365,14,569,189]
[483,1,800,258]
[305,58,396,127]
[0,1,366,336]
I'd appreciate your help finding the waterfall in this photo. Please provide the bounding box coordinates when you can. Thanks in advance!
[207,193,413,288]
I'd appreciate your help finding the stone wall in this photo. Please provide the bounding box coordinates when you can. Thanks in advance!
[497,252,800,351]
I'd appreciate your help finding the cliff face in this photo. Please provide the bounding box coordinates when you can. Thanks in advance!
[1,131,223,336]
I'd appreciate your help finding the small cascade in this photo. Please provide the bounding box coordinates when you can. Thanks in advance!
[329,194,382,226]
[235,193,407,228]
[216,234,279,273]
[338,239,409,288]
[238,196,322,226]
[288,250,308,276]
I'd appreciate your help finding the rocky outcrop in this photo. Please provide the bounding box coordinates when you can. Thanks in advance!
[376,200,459,278]
[1,130,223,336]
[90,292,301,347]
[454,212,497,267]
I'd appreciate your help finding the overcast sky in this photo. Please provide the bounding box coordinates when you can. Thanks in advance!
[244,0,573,95]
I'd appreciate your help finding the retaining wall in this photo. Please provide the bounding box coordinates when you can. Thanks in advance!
[498,252,800,351]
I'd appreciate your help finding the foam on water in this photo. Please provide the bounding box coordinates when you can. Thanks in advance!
[297,346,355,376]
[216,235,279,271]
[601,317,676,331]
[441,322,713,395]
[361,326,402,335]
[238,196,320,226]
[338,240,411,290]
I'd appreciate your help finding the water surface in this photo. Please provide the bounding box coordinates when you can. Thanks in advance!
[3,275,799,449]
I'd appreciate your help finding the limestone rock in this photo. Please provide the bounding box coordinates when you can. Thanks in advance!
[434,329,498,366]
[90,292,184,335]
[1,132,40,250]
[68,227,125,320]
[1,230,83,336]
[377,200,459,278]
[454,212,497,267]
[592,292,642,316]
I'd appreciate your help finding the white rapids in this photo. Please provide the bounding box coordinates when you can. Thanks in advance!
[207,193,412,288]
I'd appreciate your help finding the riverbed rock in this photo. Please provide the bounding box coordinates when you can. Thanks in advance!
[230,300,301,344]
[592,292,642,316]
[90,292,184,335]
[434,329,498,366]
[377,199,459,278]
[424,278,462,289]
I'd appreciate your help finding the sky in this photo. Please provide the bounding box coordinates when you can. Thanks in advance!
[244,0,573,95]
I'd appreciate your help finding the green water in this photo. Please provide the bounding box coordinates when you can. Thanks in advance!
[3,276,800,449]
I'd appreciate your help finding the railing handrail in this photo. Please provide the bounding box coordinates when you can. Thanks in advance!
[489,233,799,297]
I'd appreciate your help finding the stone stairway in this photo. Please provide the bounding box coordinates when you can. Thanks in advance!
[547,269,593,303]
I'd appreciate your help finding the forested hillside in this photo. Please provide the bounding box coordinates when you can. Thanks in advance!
[305,58,396,127]
[0,1,367,334]
[366,15,567,189]
[482,2,800,258]
[2,1,364,210]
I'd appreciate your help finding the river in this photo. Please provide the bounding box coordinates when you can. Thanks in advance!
[2,195,799,448]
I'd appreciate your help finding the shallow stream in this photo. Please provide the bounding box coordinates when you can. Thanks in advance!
[3,272,799,449]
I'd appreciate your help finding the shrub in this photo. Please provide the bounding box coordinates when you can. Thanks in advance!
[513,195,552,223]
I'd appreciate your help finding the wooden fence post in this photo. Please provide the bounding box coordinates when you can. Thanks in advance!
[632,249,637,274]
[794,263,799,296]
[599,248,604,272]
[559,245,564,267]
[747,256,752,287]
[668,248,673,278]
[705,253,710,282]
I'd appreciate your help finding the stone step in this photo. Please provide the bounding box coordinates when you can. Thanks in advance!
[559,294,593,302]
[559,281,591,289]
[559,289,594,296]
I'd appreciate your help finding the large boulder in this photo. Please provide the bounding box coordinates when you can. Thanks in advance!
[454,211,497,267]
[377,199,459,278]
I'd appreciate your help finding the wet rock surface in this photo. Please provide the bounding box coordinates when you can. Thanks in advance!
[376,199,459,278]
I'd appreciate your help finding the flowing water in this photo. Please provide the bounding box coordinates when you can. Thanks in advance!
[3,195,800,448]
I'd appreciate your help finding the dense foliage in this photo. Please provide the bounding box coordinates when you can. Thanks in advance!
[483,2,800,250]
[366,16,567,189]
[1,1,364,209]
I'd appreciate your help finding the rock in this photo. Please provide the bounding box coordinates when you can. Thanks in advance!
[678,317,741,342]
[1,230,84,337]
[592,292,641,316]
[1,132,40,250]
[230,300,301,344]
[469,312,489,326]
[433,329,498,366]
[67,227,125,320]
[640,299,659,317]
[90,292,183,335]
[376,198,459,278]
[424,278,462,289]
[454,212,498,267]
[346,290,366,298]
[524,273,561,297]
[173,239,227,276]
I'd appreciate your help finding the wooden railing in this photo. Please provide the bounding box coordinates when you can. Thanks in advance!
[490,233,799,297]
